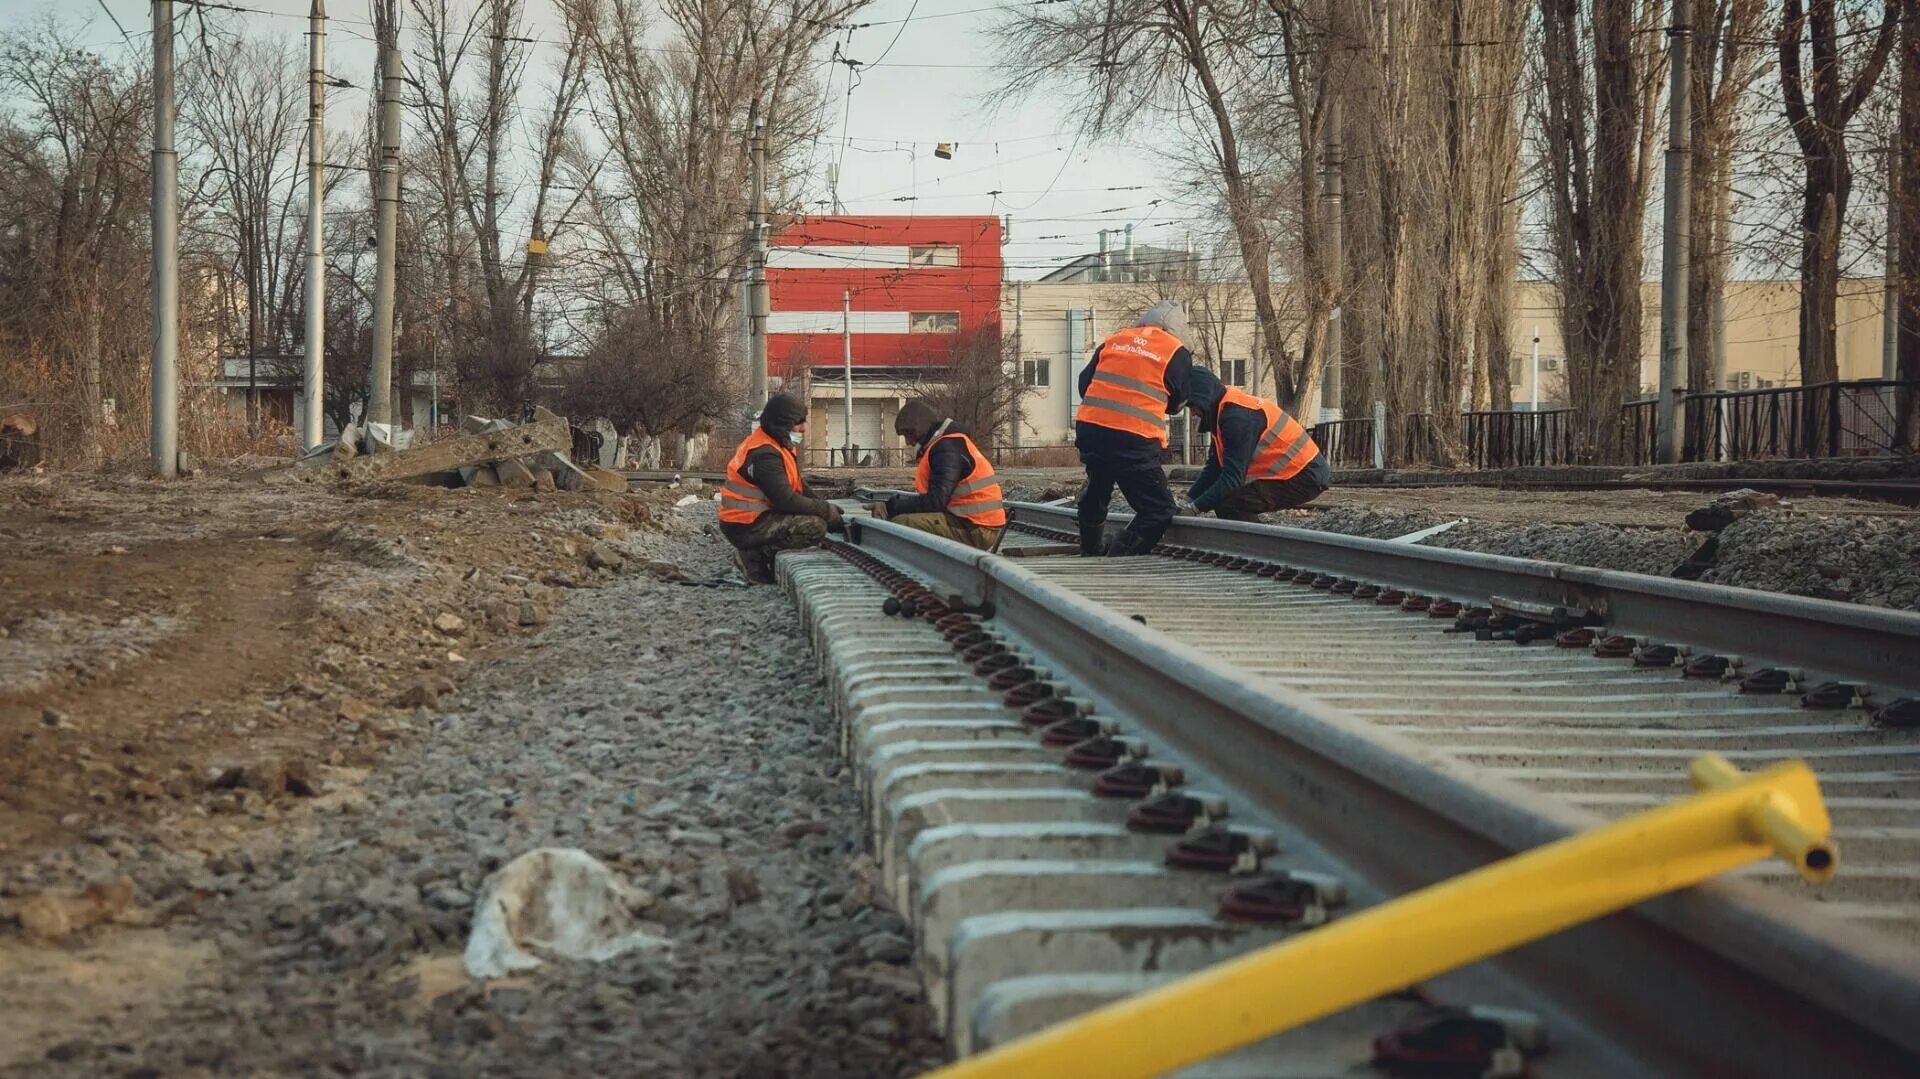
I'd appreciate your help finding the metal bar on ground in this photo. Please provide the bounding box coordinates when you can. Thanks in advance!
[925,756,1836,1079]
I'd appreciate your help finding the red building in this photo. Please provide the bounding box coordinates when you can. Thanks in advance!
[766,215,1002,463]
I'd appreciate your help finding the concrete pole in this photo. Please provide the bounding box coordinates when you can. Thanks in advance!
[1321,97,1345,421]
[1656,15,1693,464]
[748,121,769,409]
[1885,149,1900,380]
[1529,325,1541,411]
[1011,279,1024,448]
[302,0,327,449]
[367,1,403,429]
[150,0,179,478]
[842,289,853,466]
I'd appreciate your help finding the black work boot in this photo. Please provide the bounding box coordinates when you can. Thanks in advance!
[1107,529,1151,557]
[732,547,777,585]
[1078,524,1108,557]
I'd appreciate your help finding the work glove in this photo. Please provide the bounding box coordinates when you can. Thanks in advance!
[825,504,846,533]
[882,495,902,520]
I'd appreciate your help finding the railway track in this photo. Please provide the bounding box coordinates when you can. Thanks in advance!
[785,501,1920,1076]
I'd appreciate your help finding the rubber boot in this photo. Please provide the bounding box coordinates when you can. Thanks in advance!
[1107,528,1151,558]
[1079,523,1108,557]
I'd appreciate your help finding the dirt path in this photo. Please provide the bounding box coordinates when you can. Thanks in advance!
[1,476,937,1077]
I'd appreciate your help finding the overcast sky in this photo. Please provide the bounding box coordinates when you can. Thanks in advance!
[11,0,1199,280]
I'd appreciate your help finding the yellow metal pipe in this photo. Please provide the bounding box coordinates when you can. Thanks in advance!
[925,757,1835,1079]
[1692,752,1838,882]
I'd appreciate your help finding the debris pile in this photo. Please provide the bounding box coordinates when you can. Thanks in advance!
[279,407,628,493]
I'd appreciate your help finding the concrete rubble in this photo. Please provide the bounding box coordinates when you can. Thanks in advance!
[279,407,628,495]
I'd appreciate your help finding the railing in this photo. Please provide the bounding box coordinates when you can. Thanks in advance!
[1309,417,1377,468]
[1692,379,1912,461]
[1406,380,1914,469]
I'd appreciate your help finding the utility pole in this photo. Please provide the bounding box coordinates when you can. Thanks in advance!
[1655,13,1693,464]
[748,121,769,410]
[302,0,327,450]
[1321,97,1345,422]
[1012,280,1025,449]
[367,0,402,430]
[150,0,179,478]
[842,289,853,466]
[1529,325,1541,411]
[1885,148,1900,380]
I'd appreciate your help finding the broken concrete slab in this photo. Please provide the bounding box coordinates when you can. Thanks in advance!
[460,464,500,487]
[1684,488,1782,532]
[495,458,537,488]
[271,409,570,486]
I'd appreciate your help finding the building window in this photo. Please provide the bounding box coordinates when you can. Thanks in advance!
[908,245,961,267]
[909,311,960,334]
[1023,359,1050,387]
[1218,359,1247,386]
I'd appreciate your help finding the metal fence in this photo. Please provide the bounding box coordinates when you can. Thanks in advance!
[1309,417,1378,468]
[1692,380,1912,461]
[1411,380,1914,469]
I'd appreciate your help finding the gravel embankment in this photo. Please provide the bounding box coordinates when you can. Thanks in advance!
[10,514,940,1078]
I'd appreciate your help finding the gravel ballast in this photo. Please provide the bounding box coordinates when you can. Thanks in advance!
[7,512,941,1078]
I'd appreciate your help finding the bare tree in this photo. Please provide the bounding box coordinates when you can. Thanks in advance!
[990,0,1334,411]
[0,25,150,455]
[902,321,1031,446]
[1535,0,1663,459]
[184,33,310,428]
[564,0,859,440]
[548,303,742,441]
[409,0,594,413]
[1779,0,1898,385]
[1685,0,1769,391]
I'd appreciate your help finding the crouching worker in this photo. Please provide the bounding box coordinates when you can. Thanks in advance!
[879,401,1007,551]
[1182,367,1330,520]
[719,395,843,584]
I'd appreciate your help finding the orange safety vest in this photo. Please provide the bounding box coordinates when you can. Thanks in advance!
[719,428,803,525]
[1214,386,1319,481]
[1075,325,1181,445]
[915,428,1006,527]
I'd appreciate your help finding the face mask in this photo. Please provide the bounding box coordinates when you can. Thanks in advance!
[787,430,804,446]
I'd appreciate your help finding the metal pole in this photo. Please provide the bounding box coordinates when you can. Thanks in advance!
[1530,324,1541,411]
[150,0,179,478]
[1012,278,1024,448]
[748,121,769,410]
[1321,96,1345,422]
[842,289,853,466]
[1885,148,1899,380]
[1656,15,1693,464]
[302,0,327,449]
[367,0,402,430]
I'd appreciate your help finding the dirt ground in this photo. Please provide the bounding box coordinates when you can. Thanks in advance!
[0,472,938,1077]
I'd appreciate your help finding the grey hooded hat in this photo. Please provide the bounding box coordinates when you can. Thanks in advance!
[1135,299,1191,343]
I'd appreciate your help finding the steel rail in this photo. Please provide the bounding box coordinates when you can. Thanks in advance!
[844,515,1920,1076]
[1008,501,1920,696]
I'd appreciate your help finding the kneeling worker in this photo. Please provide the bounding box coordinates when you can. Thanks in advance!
[879,401,1007,551]
[719,395,843,584]
[1182,367,1330,519]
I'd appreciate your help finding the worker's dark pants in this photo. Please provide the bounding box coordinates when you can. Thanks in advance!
[1077,453,1177,556]
[719,513,827,582]
[1213,467,1331,521]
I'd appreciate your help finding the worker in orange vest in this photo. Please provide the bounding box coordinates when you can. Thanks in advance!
[1073,300,1194,556]
[1181,367,1330,518]
[718,395,843,584]
[878,401,1007,550]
